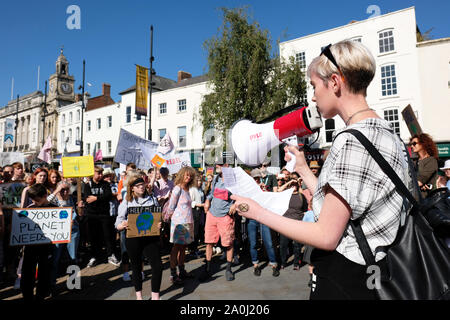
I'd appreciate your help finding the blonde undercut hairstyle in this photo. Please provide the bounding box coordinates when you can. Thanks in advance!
[307,40,376,96]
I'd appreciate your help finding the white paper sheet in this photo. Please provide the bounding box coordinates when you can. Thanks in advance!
[222,167,293,216]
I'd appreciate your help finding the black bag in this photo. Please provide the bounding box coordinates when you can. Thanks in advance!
[342,129,450,300]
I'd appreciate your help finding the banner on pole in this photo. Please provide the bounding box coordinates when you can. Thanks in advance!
[62,155,95,178]
[135,64,148,116]
[4,118,15,146]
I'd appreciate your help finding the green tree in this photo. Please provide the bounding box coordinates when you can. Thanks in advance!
[199,7,307,137]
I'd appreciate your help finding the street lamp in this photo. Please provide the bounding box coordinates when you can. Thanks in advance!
[148,25,155,141]
[79,59,85,156]
[14,95,19,151]
[41,81,48,146]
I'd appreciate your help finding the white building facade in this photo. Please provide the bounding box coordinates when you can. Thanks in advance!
[279,6,429,149]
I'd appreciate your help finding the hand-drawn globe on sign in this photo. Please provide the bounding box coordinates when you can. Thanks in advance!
[18,210,28,218]
[136,211,154,235]
[59,210,69,219]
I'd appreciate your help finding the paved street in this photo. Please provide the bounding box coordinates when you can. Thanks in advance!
[0,244,311,301]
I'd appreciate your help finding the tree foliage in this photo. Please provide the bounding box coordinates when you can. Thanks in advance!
[199,7,307,136]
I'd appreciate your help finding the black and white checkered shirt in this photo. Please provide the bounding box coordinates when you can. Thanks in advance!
[312,118,412,265]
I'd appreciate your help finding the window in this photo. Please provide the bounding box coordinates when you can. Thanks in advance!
[159,103,167,115]
[177,99,186,113]
[295,51,306,69]
[136,114,141,121]
[61,130,65,147]
[159,129,166,141]
[384,108,400,135]
[381,64,398,96]
[126,106,131,123]
[379,30,395,54]
[97,118,101,130]
[108,116,112,127]
[68,129,72,144]
[107,140,112,154]
[62,114,66,126]
[69,112,73,124]
[325,119,336,143]
[76,110,80,122]
[178,126,186,147]
[87,120,91,131]
[96,142,101,151]
[87,143,90,155]
[76,127,80,140]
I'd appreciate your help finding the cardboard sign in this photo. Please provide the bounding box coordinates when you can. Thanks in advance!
[10,207,73,246]
[126,206,162,238]
[0,182,27,208]
[206,167,214,176]
[151,154,166,168]
[401,104,423,136]
[62,156,95,178]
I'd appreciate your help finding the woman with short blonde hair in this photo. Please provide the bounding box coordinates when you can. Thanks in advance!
[232,40,411,299]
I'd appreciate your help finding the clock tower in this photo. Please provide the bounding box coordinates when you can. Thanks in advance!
[43,48,76,150]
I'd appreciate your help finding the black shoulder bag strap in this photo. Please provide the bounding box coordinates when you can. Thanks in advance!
[336,129,419,265]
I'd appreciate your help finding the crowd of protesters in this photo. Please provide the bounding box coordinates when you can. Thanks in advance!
[0,131,448,301]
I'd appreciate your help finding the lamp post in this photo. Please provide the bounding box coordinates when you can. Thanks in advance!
[79,59,85,156]
[148,25,155,141]
[14,95,19,151]
[41,81,48,146]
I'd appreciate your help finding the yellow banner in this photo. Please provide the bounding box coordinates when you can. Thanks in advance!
[62,156,95,178]
[135,65,148,116]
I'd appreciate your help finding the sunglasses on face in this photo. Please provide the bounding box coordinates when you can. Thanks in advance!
[410,141,419,147]
[320,44,345,81]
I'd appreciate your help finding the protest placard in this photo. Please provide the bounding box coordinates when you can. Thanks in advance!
[165,151,191,174]
[151,154,166,169]
[10,207,73,246]
[0,182,26,208]
[114,128,158,170]
[126,206,162,238]
[0,152,24,167]
[61,156,95,178]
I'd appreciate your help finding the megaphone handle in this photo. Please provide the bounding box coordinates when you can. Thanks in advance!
[285,151,296,173]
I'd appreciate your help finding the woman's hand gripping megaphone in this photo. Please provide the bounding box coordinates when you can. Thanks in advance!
[284,144,308,174]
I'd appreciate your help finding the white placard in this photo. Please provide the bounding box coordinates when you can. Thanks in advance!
[10,207,73,246]
[0,152,24,167]
[114,128,158,170]
[223,167,293,216]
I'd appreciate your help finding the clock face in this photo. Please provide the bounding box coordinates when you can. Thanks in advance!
[61,83,72,94]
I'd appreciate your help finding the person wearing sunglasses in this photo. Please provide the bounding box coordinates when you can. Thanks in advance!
[409,134,439,197]
[49,180,81,293]
[231,40,411,300]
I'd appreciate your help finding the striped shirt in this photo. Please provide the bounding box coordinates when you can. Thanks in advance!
[312,118,412,265]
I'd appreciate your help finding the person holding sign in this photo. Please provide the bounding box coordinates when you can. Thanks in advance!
[165,166,197,285]
[20,183,58,302]
[115,176,163,300]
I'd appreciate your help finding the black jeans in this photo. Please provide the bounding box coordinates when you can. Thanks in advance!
[86,215,115,259]
[279,234,303,266]
[21,244,53,301]
[125,236,163,292]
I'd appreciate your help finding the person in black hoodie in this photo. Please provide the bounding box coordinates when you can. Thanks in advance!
[81,166,118,268]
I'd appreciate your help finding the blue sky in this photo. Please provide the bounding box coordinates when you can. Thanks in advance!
[0,0,449,105]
